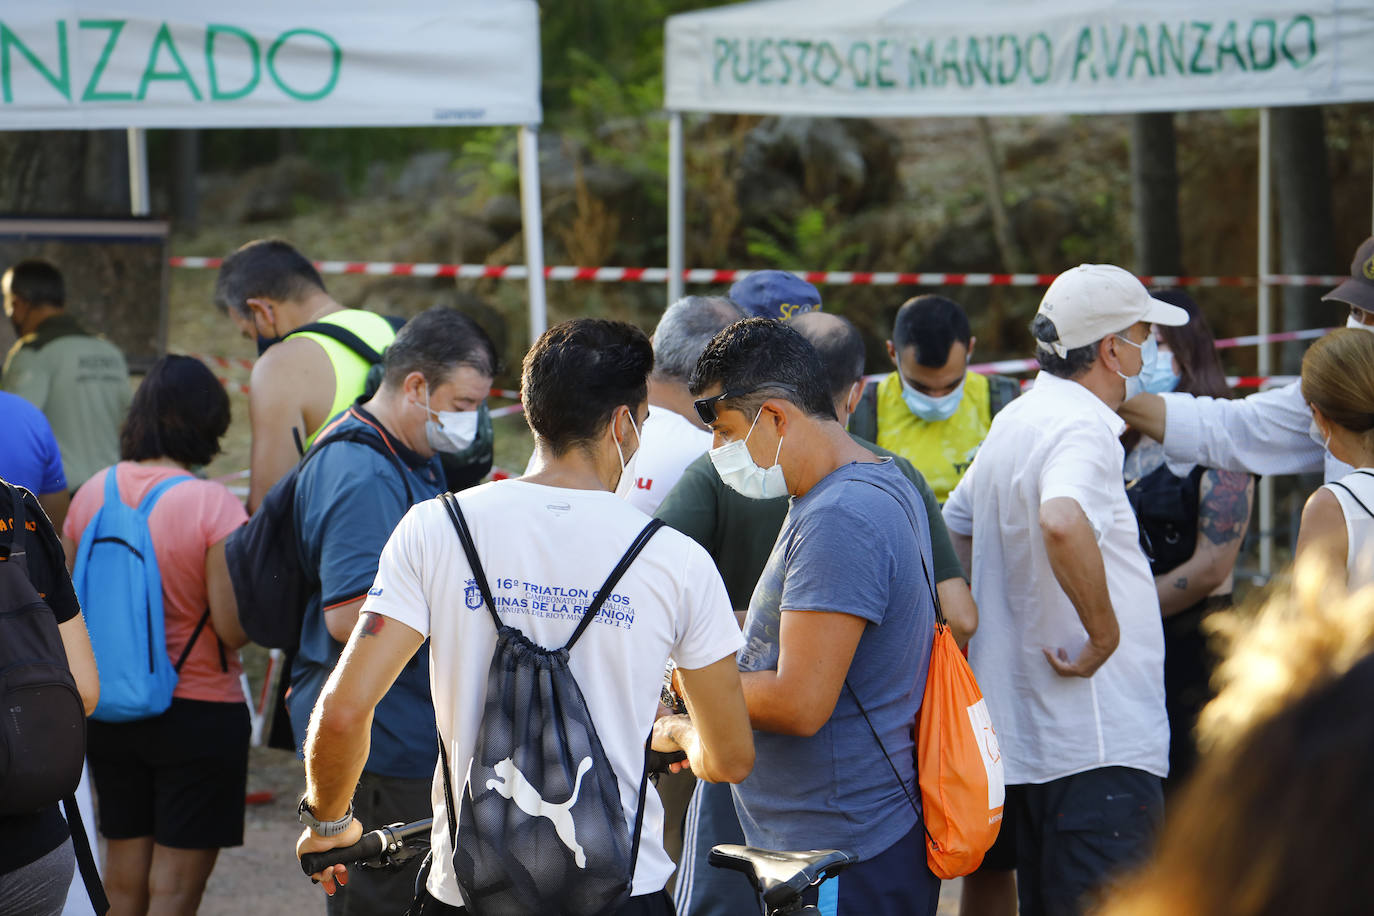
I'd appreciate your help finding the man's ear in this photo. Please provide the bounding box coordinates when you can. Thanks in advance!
[966,336,976,362]
[402,370,428,402]
[885,340,898,368]
[1099,336,1121,373]
[844,380,863,417]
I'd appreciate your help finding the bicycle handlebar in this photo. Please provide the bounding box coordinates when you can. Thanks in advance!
[299,819,432,876]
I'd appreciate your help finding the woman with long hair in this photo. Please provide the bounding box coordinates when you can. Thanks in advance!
[61,355,249,916]
[1295,327,1374,585]
[1122,289,1254,789]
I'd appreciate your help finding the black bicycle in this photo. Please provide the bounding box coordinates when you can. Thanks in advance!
[300,819,854,916]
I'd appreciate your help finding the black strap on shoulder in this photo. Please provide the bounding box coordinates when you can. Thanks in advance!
[63,795,109,914]
[848,380,879,441]
[4,481,29,573]
[290,321,385,365]
[440,493,501,631]
[564,518,665,651]
[310,421,416,506]
[1331,480,1374,520]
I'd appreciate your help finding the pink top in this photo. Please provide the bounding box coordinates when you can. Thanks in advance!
[66,462,249,704]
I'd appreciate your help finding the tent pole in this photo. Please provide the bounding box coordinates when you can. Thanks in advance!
[668,111,685,306]
[1257,108,1274,581]
[518,125,547,345]
[127,128,150,216]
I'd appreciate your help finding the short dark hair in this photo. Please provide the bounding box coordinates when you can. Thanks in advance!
[689,317,837,421]
[652,296,742,382]
[522,318,653,456]
[120,355,230,466]
[1030,314,1100,379]
[7,259,64,308]
[892,295,970,367]
[213,239,326,317]
[382,307,499,389]
[791,311,866,400]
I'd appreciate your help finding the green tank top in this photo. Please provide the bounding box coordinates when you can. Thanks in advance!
[289,310,399,448]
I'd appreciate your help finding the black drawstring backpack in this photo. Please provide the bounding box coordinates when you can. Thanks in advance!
[437,493,663,916]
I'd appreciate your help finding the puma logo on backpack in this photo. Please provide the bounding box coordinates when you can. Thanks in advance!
[486,756,593,868]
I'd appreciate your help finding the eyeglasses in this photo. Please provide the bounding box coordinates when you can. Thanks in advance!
[693,382,799,426]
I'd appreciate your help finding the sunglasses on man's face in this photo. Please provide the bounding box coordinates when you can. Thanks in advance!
[693,383,799,426]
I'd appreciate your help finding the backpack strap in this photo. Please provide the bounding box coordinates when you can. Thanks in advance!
[848,380,879,441]
[174,608,214,673]
[62,795,109,914]
[628,735,653,877]
[289,321,386,365]
[439,493,502,631]
[133,472,192,518]
[4,481,30,574]
[563,519,665,652]
[436,736,459,859]
[1330,479,1374,520]
[312,416,416,507]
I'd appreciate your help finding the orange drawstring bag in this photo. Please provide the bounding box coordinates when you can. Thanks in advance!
[916,611,1005,879]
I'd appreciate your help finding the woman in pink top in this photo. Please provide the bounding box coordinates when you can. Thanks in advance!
[62,355,249,916]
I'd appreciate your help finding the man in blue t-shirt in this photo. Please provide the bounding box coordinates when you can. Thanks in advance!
[688,318,939,915]
[0,390,69,529]
[291,306,498,916]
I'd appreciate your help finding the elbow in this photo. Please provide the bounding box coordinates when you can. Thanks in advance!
[81,683,99,718]
[714,746,755,785]
[779,706,829,738]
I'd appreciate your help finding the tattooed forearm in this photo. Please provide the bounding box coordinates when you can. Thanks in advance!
[1173,576,1188,591]
[1199,470,1254,546]
[358,612,387,639]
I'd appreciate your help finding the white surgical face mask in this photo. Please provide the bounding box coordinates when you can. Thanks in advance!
[1114,333,1157,400]
[422,387,480,455]
[613,412,641,499]
[708,407,788,500]
[1347,312,1374,333]
[1308,417,1333,453]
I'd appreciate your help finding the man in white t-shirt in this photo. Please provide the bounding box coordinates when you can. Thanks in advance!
[943,264,1187,916]
[296,318,754,916]
[622,295,741,516]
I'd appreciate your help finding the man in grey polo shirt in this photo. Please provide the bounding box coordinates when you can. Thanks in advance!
[944,264,1187,916]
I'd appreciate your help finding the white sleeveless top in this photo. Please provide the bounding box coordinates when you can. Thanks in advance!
[1323,469,1374,588]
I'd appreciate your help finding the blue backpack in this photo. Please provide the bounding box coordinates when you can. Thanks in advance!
[73,468,198,723]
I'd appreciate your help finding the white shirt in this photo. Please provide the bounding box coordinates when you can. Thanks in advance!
[944,371,1169,785]
[1161,380,1351,482]
[363,480,743,908]
[1323,468,1374,588]
[623,405,713,516]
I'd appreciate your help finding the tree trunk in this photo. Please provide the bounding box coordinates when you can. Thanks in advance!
[1129,113,1183,279]
[1272,106,1339,375]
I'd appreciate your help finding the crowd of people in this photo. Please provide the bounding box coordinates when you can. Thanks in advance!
[2,230,1374,916]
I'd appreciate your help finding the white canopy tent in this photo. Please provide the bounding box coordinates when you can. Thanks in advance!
[1,0,549,340]
[665,0,1374,576]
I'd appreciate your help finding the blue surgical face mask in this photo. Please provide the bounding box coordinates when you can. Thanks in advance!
[1114,333,1157,400]
[1140,345,1180,394]
[900,373,967,423]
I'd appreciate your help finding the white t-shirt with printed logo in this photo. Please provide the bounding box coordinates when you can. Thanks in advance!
[363,479,744,908]
[623,405,713,516]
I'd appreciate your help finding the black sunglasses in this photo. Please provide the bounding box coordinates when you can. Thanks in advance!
[693,383,799,426]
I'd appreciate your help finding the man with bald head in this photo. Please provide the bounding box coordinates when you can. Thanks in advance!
[659,310,976,915]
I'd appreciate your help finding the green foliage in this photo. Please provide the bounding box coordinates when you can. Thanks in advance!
[745,202,865,271]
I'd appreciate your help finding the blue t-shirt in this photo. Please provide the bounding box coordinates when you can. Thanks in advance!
[0,392,67,496]
[731,459,935,861]
[290,409,446,779]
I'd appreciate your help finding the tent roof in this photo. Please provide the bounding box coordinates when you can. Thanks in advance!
[665,0,1374,117]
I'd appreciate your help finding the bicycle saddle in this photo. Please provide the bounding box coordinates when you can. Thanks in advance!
[709,844,856,909]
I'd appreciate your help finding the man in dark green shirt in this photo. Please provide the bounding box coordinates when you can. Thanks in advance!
[658,311,976,916]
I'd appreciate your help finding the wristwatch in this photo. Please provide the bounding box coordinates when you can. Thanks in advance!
[297,796,354,836]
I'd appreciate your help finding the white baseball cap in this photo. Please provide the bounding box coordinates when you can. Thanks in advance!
[1035,264,1189,357]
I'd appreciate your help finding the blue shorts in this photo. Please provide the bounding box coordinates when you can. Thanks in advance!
[799,821,939,916]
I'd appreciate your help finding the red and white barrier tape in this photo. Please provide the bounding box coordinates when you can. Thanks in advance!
[168,256,1347,288]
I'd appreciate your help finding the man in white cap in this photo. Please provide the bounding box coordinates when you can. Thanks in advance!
[943,264,1188,916]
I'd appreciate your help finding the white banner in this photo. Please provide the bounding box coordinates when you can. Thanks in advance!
[665,0,1374,116]
[0,0,540,128]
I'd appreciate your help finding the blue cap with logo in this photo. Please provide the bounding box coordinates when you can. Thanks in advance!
[728,270,822,321]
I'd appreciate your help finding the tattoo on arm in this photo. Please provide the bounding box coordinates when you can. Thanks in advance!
[1199,470,1254,546]
[1173,576,1188,591]
[359,613,387,639]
